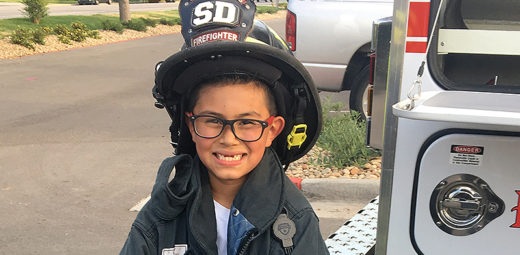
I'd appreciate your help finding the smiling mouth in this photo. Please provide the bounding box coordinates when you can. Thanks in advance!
[215,153,244,161]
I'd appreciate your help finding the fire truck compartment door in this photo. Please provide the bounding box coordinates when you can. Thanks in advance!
[411,132,520,254]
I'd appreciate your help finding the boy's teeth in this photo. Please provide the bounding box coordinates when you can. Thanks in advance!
[217,154,242,161]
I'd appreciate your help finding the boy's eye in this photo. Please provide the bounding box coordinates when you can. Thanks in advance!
[202,117,222,125]
[237,119,259,126]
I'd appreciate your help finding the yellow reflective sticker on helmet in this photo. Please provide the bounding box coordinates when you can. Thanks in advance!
[245,36,265,45]
[287,124,307,150]
[267,26,289,49]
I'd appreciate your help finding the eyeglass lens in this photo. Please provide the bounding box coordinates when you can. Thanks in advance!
[193,116,265,141]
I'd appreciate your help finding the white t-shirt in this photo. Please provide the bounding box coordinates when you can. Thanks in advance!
[214,200,230,255]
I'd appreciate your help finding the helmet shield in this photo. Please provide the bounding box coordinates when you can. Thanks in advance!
[180,0,256,47]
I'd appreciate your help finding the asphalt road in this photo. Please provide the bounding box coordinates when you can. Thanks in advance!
[0,19,357,254]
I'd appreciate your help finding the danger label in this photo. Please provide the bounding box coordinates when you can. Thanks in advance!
[450,145,484,166]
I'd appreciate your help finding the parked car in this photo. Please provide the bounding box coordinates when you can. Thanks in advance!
[78,0,111,5]
[286,0,393,118]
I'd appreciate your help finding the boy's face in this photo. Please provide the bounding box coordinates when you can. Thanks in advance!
[187,83,285,184]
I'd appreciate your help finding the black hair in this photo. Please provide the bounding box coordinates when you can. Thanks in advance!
[185,74,278,116]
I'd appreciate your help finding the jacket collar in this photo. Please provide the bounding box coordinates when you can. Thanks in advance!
[149,154,199,220]
[233,147,285,233]
[188,160,219,254]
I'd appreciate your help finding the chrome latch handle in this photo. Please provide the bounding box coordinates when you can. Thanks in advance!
[430,174,505,236]
[441,198,481,211]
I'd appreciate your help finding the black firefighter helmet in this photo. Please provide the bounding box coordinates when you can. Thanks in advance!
[152,0,322,167]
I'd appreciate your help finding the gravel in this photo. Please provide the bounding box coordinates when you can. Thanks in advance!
[287,147,382,180]
[0,11,286,60]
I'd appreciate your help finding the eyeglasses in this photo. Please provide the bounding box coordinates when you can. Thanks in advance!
[188,114,275,142]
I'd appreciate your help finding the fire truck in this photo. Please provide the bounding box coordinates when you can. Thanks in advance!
[325,0,520,254]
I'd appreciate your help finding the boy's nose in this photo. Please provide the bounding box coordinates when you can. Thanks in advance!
[219,125,240,144]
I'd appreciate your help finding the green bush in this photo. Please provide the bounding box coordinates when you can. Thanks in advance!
[52,22,99,44]
[10,27,35,50]
[21,0,48,24]
[313,99,380,168]
[70,21,88,31]
[159,18,173,26]
[88,30,101,39]
[139,17,157,27]
[69,22,89,42]
[53,24,70,36]
[58,34,71,44]
[123,19,147,32]
[102,19,124,33]
[69,22,100,42]
[41,26,53,34]
[9,27,51,49]
[69,30,87,42]
[159,17,180,26]
[32,28,47,45]
[257,6,279,14]
[54,24,72,44]
[278,3,287,9]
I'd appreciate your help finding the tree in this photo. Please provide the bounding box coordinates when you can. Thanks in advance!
[21,0,48,24]
[118,0,131,22]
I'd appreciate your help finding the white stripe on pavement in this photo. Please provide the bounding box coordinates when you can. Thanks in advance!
[130,195,151,212]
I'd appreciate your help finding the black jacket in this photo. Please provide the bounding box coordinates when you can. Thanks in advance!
[120,148,329,255]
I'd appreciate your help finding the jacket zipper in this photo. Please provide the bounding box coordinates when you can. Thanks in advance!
[237,230,256,255]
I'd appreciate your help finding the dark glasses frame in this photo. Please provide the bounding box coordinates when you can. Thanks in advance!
[187,113,275,142]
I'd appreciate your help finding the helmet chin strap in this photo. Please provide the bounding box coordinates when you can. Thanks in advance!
[283,83,309,170]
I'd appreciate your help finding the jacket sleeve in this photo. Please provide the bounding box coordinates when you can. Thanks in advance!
[119,224,157,255]
[290,208,330,255]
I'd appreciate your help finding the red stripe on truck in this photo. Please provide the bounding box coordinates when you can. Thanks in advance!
[407,1,430,37]
[406,41,427,53]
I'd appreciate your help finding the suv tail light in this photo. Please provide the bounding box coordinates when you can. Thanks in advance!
[286,10,296,51]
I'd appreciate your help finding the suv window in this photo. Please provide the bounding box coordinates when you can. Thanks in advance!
[428,0,520,93]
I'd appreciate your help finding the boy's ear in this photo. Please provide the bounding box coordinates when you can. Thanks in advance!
[265,116,285,147]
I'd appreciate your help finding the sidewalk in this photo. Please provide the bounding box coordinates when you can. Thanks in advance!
[298,178,380,239]
[0,2,22,6]
[301,178,380,202]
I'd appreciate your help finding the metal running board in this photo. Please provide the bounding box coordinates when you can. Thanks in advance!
[325,196,379,255]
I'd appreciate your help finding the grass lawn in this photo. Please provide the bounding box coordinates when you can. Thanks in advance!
[104,10,179,19]
[0,11,180,38]
[0,6,282,39]
[0,15,119,38]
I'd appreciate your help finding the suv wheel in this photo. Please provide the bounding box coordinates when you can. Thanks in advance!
[349,64,370,120]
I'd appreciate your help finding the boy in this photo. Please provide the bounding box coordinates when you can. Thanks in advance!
[120,0,329,254]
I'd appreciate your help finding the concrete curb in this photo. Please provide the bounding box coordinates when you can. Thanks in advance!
[301,178,380,203]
